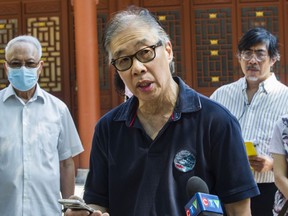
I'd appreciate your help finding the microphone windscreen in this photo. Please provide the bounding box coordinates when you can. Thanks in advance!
[186,176,209,197]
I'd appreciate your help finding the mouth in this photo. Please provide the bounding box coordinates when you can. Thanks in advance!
[136,80,153,91]
[246,66,260,72]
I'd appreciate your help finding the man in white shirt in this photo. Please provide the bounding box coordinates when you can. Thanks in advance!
[211,27,288,216]
[0,35,84,215]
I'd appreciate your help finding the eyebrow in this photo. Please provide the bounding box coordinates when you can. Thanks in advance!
[8,58,37,62]
[246,48,267,52]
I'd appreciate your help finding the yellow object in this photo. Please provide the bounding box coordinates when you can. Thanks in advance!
[245,141,258,156]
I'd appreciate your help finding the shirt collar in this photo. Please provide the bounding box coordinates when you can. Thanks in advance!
[113,76,202,125]
[261,73,278,93]
[240,73,277,94]
[3,83,45,103]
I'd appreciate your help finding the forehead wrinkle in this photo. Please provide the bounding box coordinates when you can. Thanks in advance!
[7,56,37,63]
[6,42,39,61]
[9,57,37,62]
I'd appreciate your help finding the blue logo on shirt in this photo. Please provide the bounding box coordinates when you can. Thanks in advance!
[174,150,195,172]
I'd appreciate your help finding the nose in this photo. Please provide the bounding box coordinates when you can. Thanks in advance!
[247,54,258,63]
[131,58,146,75]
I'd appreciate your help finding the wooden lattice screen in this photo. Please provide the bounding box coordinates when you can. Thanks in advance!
[151,9,183,80]
[193,7,234,88]
[26,16,62,92]
[0,18,18,89]
[97,12,109,90]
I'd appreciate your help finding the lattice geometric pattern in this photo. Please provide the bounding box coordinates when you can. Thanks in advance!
[151,10,183,79]
[0,18,18,89]
[194,7,234,88]
[241,6,278,32]
[97,13,109,90]
[241,6,281,80]
[27,16,62,92]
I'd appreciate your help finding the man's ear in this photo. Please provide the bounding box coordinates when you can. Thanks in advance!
[165,41,173,61]
[37,60,44,76]
[269,57,277,66]
[237,53,242,63]
[3,62,8,77]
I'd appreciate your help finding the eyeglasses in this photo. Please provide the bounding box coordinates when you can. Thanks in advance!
[6,60,40,69]
[240,50,268,62]
[111,41,162,72]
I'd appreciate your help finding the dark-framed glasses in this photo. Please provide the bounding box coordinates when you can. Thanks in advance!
[6,60,40,69]
[111,41,162,72]
[240,50,268,62]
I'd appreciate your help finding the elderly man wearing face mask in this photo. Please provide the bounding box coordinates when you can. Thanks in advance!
[0,35,83,216]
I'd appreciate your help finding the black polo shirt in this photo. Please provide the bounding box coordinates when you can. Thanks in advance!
[84,76,259,216]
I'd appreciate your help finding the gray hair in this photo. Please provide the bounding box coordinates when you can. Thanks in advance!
[103,6,170,60]
[5,35,42,60]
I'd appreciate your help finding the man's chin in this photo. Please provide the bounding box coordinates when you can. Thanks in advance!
[246,76,259,82]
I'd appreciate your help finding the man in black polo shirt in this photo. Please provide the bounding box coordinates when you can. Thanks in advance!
[65,6,259,216]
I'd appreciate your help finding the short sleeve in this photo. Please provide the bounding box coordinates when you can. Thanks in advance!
[58,106,83,160]
[270,118,285,155]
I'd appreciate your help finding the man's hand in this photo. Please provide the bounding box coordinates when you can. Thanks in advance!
[65,208,109,216]
[249,155,273,172]
[63,195,109,216]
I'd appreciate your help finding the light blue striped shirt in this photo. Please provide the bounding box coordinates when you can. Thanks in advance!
[210,73,288,183]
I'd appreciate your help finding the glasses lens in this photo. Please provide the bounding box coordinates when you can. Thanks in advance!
[25,62,39,68]
[136,47,155,63]
[112,42,161,72]
[114,57,132,71]
[255,53,267,61]
[241,51,267,62]
[8,61,39,69]
[8,62,22,68]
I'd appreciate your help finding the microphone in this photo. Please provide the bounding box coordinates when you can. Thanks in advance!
[184,176,223,216]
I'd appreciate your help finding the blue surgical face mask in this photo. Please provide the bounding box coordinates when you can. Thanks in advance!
[7,66,39,91]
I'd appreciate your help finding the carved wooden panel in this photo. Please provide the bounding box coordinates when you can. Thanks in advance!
[193,7,234,88]
[97,12,110,90]
[26,16,62,92]
[142,0,180,7]
[192,0,232,5]
[240,6,279,32]
[0,2,21,15]
[24,1,60,13]
[98,0,109,9]
[150,9,184,79]
[240,0,277,2]
[0,18,18,89]
[97,10,114,115]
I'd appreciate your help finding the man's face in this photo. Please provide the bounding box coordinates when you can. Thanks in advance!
[239,42,276,83]
[109,26,173,103]
[5,42,43,78]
